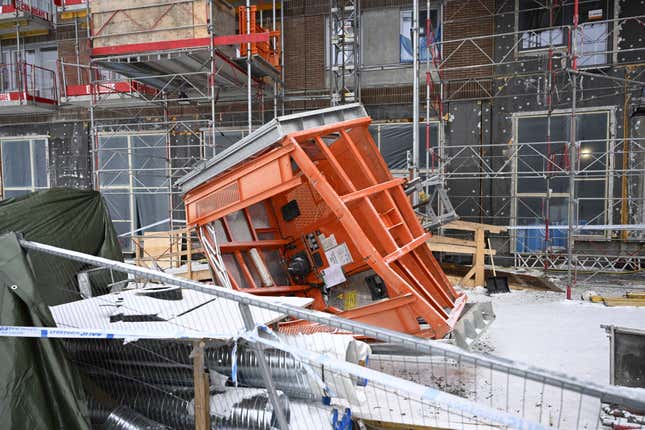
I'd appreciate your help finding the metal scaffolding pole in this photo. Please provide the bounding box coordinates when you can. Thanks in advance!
[425,0,431,189]
[567,0,580,298]
[272,0,277,119]
[209,0,217,155]
[412,0,419,181]
[246,0,252,133]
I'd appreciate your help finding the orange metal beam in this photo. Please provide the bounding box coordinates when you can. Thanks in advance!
[341,178,406,203]
[384,233,432,264]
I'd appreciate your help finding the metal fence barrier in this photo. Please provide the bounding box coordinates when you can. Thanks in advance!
[2,239,643,430]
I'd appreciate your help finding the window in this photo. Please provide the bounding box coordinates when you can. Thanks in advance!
[97,133,170,250]
[0,137,49,199]
[1,44,58,98]
[513,110,612,252]
[517,0,611,66]
[400,9,440,63]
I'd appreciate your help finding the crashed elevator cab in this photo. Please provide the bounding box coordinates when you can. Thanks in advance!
[179,104,466,339]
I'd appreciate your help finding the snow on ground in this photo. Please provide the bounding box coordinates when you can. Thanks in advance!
[468,279,645,385]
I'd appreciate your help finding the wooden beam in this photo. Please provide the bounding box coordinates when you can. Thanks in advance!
[460,265,477,287]
[444,220,507,234]
[427,235,477,248]
[602,298,645,307]
[193,340,211,430]
[474,228,486,287]
[360,419,452,429]
[426,242,496,256]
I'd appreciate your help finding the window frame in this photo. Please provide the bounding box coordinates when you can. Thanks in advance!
[0,136,50,199]
[511,107,616,252]
[399,7,441,64]
[97,132,172,248]
[514,0,615,68]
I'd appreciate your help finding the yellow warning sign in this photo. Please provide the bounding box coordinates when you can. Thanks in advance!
[344,290,358,310]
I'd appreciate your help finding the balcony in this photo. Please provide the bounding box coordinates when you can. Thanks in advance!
[55,0,85,12]
[0,61,58,113]
[88,0,274,101]
[59,63,159,107]
[0,0,53,36]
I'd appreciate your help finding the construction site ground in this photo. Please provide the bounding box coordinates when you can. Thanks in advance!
[469,272,645,384]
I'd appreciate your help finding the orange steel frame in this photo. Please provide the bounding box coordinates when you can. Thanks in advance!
[237,5,281,70]
[184,117,466,339]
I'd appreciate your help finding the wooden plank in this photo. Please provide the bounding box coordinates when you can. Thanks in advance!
[427,235,477,248]
[603,297,645,307]
[443,263,561,291]
[193,340,211,430]
[472,229,485,287]
[459,265,477,287]
[426,242,496,256]
[360,419,451,430]
[443,220,507,234]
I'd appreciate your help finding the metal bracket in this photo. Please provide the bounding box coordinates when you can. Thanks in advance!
[238,302,290,430]
[406,175,458,228]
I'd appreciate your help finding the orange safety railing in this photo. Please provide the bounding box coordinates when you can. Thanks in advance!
[237,5,281,71]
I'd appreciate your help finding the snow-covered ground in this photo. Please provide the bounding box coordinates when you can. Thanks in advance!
[468,278,645,385]
[365,279,645,428]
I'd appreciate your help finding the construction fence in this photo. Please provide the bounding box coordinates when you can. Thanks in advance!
[2,239,644,430]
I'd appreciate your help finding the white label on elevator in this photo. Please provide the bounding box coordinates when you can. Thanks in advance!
[325,242,353,266]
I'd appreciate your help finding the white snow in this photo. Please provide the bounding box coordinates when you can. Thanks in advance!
[468,288,645,384]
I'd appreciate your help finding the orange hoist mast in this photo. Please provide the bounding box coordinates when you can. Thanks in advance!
[237,5,281,71]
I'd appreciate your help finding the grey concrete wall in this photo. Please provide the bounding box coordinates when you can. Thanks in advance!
[360,8,414,87]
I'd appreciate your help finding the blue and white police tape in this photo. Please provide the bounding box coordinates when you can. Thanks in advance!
[0,325,227,341]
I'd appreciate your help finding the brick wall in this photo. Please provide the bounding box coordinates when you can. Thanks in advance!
[442,0,494,81]
[57,25,91,87]
[283,14,326,92]
[282,0,495,109]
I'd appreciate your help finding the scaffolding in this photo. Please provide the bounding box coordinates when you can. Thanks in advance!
[355,0,645,281]
[1,0,642,279]
[0,0,57,112]
[329,0,360,105]
[317,0,645,280]
[55,0,284,251]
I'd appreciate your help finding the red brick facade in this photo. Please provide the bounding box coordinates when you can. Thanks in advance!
[282,0,495,108]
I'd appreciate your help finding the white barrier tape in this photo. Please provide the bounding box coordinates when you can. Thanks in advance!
[0,325,225,341]
[247,333,548,430]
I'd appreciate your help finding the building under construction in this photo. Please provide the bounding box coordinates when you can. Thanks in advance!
[0,1,645,429]
[0,0,643,275]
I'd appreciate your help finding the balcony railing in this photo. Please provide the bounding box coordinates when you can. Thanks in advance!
[0,0,53,20]
[0,61,58,104]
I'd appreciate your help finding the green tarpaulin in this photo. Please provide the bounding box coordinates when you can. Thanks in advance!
[0,188,123,306]
[0,189,125,429]
[0,232,91,430]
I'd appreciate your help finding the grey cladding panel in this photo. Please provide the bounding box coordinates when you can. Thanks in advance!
[177,103,368,193]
